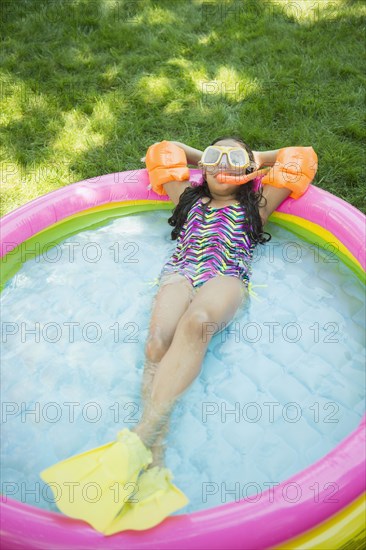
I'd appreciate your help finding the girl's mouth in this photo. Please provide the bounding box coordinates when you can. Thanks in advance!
[214,170,245,180]
[212,168,245,177]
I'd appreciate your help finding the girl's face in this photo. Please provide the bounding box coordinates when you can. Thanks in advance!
[199,139,251,195]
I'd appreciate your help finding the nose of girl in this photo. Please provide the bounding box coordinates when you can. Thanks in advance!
[219,153,229,169]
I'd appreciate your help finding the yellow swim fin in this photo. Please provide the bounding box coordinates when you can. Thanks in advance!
[40,428,152,532]
[103,466,189,535]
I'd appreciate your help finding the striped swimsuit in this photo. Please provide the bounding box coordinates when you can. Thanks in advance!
[159,197,256,289]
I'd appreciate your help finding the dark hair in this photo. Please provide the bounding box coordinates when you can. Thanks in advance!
[167,135,271,245]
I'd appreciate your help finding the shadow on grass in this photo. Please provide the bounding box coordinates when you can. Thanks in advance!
[1,0,365,211]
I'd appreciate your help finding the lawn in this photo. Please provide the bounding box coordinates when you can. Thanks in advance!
[1,0,365,216]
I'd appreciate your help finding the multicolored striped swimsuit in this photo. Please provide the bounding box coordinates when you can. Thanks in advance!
[159,197,257,289]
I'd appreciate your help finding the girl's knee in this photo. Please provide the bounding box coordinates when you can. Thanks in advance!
[180,308,211,337]
[145,332,171,363]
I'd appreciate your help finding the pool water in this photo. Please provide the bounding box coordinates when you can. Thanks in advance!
[1,210,365,515]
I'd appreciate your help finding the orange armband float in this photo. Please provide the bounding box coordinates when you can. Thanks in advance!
[145,141,190,196]
[261,147,318,199]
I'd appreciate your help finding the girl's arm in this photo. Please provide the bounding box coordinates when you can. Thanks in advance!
[258,146,318,223]
[253,149,281,168]
[256,148,290,224]
[141,142,203,166]
[259,186,291,225]
[170,141,203,166]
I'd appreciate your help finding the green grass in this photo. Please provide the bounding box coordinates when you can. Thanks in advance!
[1,0,365,216]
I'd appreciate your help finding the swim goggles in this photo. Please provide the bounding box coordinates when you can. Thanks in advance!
[200,146,251,170]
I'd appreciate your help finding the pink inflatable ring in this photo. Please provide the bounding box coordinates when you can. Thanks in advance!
[0,169,365,549]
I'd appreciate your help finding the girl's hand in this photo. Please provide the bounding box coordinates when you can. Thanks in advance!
[170,142,203,166]
[254,149,281,167]
[252,150,263,169]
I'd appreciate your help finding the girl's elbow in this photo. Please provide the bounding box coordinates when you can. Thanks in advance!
[260,210,268,226]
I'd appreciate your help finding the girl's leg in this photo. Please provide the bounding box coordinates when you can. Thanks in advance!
[140,274,195,466]
[134,275,247,448]
[147,416,170,468]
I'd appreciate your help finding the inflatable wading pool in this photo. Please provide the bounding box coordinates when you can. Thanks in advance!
[0,168,365,550]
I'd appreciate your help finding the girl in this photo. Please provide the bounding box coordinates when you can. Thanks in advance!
[134,136,315,467]
[40,138,317,534]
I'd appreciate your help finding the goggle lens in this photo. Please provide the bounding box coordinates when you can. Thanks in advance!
[203,147,221,164]
[229,149,247,166]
